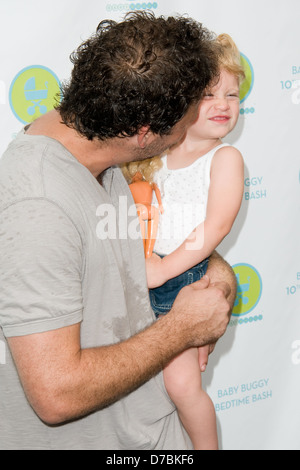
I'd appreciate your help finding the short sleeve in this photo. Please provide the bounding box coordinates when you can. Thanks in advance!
[0,199,84,337]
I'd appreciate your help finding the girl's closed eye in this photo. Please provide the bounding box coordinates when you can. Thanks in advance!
[226,88,240,98]
[204,92,214,99]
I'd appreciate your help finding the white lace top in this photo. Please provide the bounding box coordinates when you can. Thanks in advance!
[153,143,229,255]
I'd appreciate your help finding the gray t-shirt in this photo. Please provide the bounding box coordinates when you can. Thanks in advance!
[0,131,192,450]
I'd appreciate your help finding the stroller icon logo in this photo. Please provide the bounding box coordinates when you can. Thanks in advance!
[239,53,254,104]
[9,65,61,124]
[232,263,262,316]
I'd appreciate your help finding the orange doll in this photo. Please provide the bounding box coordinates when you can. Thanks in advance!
[121,156,164,258]
[129,171,164,258]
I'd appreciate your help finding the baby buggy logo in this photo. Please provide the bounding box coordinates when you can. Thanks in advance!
[106,2,158,12]
[239,53,255,116]
[9,65,61,124]
[231,263,263,325]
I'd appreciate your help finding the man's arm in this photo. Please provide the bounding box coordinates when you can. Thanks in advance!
[8,275,231,425]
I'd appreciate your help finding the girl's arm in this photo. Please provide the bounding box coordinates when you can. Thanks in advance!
[146,146,244,288]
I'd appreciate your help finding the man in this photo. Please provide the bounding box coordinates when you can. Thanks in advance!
[0,12,235,449]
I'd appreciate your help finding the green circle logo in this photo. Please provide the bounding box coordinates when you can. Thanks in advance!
[9,65,61,124]
[232,263,262,316]
[239,53,254,103]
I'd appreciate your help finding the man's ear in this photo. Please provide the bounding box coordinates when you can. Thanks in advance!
[137,126,152,149]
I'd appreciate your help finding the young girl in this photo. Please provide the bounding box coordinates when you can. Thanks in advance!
[123,34,245,450]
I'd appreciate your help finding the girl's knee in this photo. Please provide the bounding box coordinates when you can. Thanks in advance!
[163,351,202,402]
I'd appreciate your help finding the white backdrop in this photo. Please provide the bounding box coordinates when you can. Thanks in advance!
[0,0,299,450]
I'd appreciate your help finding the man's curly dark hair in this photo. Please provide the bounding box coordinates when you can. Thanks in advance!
[57,11,219,141]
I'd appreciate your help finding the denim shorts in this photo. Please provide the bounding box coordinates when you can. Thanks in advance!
[149,256,209,318]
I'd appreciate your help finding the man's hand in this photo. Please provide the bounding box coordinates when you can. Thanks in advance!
[167,275,231,349]
[198,345,210,372]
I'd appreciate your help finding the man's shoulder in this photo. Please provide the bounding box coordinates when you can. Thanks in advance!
[0,134,48,209]
[0,132,88,213]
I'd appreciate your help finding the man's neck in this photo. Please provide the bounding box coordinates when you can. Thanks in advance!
[25,110,129,178]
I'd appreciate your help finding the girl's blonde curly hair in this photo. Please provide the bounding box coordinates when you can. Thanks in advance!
[121,33,245,184]
[216,33,245,83]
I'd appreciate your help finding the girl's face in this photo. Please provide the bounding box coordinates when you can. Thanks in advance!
[190,69,240,140]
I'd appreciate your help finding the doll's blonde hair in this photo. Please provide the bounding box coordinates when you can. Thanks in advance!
[121,156,163,184]
[121,33,245,184]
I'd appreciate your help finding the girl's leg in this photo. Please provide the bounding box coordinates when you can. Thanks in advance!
[163,347,218,450]
[207,251,237,309]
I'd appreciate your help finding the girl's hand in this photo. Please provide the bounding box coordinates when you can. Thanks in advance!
[146,254,169,289]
